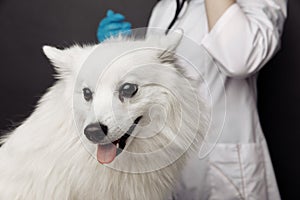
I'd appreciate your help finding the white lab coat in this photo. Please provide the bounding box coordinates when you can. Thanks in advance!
[148,0,287,199]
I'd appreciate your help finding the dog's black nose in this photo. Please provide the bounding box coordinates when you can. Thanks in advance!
[84,123,108,143]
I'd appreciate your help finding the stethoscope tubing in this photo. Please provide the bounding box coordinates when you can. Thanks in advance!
[165,0,188,34]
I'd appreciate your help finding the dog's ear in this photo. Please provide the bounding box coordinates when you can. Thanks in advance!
[157,29,197,80]
[43,46,65,64]
[160,29,184,52]
[43,45,90,78]
[43,45,71,78]
[157,29,183,64]
[43,45,73,77]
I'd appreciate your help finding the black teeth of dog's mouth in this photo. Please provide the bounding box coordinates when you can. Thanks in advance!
[111,116,142,156]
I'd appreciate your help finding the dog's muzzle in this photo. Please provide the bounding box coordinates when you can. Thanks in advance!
[84,123,108,144]
[83,116,143,164]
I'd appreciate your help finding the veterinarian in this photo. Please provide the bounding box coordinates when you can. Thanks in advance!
[97,0,287,199]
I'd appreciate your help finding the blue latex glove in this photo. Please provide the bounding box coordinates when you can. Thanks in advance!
[97,10,132,42]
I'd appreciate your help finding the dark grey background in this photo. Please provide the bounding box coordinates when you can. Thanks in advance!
[0,0,299,199]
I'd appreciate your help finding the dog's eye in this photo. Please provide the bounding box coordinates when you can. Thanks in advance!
[119,83,138,100]
[83,88,93,101]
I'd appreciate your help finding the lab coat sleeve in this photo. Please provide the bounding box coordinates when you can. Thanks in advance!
[201,0,287,78]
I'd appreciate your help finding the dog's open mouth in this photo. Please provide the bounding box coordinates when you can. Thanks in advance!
[97,116,143,164]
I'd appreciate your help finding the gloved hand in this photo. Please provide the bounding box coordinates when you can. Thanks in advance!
[97,10,132,42]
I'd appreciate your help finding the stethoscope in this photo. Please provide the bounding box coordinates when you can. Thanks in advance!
[164,0,188,34]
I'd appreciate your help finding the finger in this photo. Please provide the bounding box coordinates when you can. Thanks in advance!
[99,16,127,28]
[99,17,111,28]
[105,29,122,38]
[107,9,114,17]
[111,13,125,20]
[105,23,125,31]
[121,22,132,29]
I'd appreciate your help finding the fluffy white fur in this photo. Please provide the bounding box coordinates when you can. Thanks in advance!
[0,32,207,200]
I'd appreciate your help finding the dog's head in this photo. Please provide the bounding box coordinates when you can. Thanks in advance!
[43,31,206,171]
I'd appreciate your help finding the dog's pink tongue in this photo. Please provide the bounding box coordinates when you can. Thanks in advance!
[97,143,117,164]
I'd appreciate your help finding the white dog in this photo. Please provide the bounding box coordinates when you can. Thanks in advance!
[0,31,207,200]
